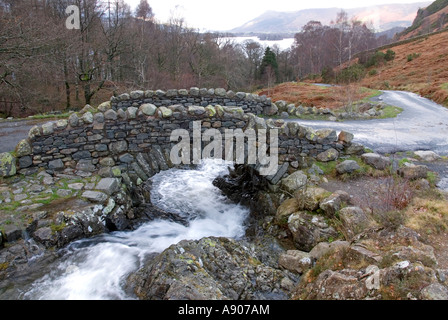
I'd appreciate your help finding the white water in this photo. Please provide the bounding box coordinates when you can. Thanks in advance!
[22,159,248,300]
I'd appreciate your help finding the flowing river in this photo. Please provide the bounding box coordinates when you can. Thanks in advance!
[11,159,248,300]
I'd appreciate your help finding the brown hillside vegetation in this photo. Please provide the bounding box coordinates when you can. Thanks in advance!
[360,31,448,106]
[257,82,374,110]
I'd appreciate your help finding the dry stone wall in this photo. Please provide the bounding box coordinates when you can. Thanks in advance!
[4,88,364,188]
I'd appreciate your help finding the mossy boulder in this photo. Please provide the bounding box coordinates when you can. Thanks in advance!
[0,152,16,177]
[15,139,32,157]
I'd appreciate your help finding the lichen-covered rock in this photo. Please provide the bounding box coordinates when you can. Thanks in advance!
[298,269,369,300]
[420,283,448,300]
[68,113,79,127]
[276,198,299,223]
[158,107,173,118]
[316,148,339,162]
[288,212,338,252]
[279,250,312,274]
[280,171,308,194]
[81,112,94,124]
[139,104,157,116]
[339,207,374,237]
[0,152,16,177]
[127,237,295,300]
[98,101,111,112]
[294,187,330,211]
[15,139,32,157]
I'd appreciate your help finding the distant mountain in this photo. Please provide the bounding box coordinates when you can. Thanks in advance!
[231,2,432,34]
[398,0,448,39]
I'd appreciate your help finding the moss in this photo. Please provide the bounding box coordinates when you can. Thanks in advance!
[378,106,403,119]
[50,222,67,233]
[0,262,9,271]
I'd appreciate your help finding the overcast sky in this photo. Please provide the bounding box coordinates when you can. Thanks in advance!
[124,0,429,31]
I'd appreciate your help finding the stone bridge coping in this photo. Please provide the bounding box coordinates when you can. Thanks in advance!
[110,88,272,104]
[21,104,342,146]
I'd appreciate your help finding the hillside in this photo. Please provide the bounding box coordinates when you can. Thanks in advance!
[231,2,431,34]
[399,0,448,39]
[360,30,448,106]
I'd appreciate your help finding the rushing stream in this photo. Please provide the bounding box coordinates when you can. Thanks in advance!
[15,159,248,300]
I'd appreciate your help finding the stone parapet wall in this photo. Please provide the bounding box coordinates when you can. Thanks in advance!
[110,88,273,116]
[2,90,365,187]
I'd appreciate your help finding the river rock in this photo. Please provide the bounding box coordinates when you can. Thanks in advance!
[127,237,294,300]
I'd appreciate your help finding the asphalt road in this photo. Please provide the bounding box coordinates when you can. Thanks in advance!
[288,90,448,155]
[0,119,53,153]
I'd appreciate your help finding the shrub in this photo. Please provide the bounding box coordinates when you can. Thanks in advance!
[335,64,366,84]
[361,49,395,68]
[407,53,421,62]
[384,49,396,61]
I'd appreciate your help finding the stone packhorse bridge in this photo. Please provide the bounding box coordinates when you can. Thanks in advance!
[3,87,363,187]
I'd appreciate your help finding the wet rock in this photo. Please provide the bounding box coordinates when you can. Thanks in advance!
[127,237,293,300]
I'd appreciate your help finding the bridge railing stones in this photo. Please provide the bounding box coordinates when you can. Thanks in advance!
[2,88,363,190]
[110,88,274,116]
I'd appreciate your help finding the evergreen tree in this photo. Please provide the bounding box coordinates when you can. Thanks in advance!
[260,47,279,79]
